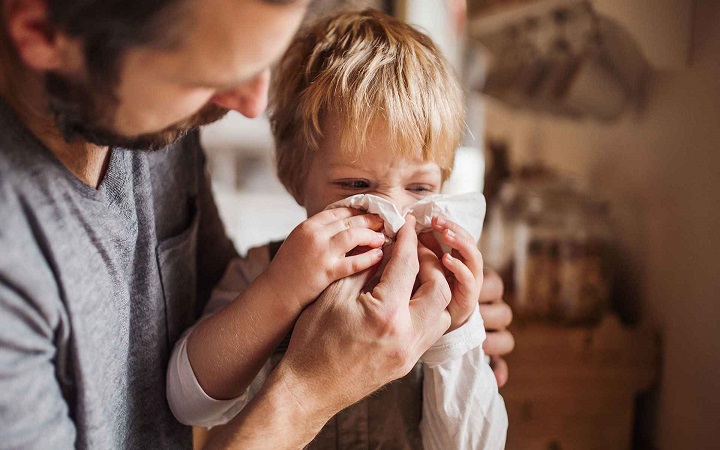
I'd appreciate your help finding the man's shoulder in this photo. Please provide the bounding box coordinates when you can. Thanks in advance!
[0,142,66,246]
[0,152,54,254]
[0,125,75,301]
[0,150,37,227]
[0,115,68,207]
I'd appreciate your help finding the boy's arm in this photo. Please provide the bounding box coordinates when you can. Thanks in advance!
[179,209,385,405]
[166,247,287,426]
[419,218,508,449]
[185,266,302,400]
[420,307,508,450]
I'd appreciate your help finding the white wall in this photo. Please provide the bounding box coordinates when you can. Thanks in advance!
[484,1,720,448]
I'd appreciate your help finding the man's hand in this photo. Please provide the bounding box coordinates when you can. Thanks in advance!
[265,207,386,310]
[478,267,514,387]
[274,215,453,421]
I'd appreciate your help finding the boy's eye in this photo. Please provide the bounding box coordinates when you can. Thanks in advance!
[407,184,434,193]
[336,180,370,189]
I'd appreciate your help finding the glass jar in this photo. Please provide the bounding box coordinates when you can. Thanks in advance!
[552,199,613,324]
[512,190,569,319]
[512,187,614,325]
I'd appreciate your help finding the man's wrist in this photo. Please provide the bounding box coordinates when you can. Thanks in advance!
[268,361,336,426]
[204,362,332,449]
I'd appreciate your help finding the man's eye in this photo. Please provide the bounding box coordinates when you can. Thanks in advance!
[337,180,370,189]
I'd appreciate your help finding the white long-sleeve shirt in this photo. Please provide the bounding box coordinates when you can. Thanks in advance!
[167,245,507,449]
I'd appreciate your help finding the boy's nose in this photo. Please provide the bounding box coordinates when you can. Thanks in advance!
[373,191,414,213]
[209,69,270,118]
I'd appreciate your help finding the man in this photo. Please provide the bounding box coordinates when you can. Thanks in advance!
[0,0,514,448]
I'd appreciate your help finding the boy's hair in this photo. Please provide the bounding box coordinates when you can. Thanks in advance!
[268,8,466,200]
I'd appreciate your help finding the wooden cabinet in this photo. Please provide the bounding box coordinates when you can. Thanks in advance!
[502,315,660,450]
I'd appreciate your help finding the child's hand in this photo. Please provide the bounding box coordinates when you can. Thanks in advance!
[424,216,484,332]
[265,207,386,310]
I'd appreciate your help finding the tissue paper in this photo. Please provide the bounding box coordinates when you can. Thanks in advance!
[325,192,487,242]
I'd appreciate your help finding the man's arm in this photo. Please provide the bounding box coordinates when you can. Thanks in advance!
[0,187,75,448]
[0,266,76,448]
[202,364,333,449]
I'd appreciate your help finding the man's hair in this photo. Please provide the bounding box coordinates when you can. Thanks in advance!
[45,1,190,86]
[268,8,465,200]
[46,0,297,82]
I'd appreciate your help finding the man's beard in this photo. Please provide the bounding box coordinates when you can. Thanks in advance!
[45,72,229,151]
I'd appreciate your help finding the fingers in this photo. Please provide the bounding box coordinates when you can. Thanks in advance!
[418,232,443,259]
[431,215,466,235]
[433,216,483,276]
[317,208,384,232]
[335,248,384,278]
[442,253,475,301]
[323,263,377,302]
[479,267,504,302]
[416,239,449,304]
[337,212,385,234]
[331,227,386,254]
[312,207,364,224]
[489,356,509,387]
[482,329,515,356]
[373,215,419,305]
[408,238,452,345]
[478,300,513,330]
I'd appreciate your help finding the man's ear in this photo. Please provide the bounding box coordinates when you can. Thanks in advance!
[290,185,305,207]
[3,0,78,72]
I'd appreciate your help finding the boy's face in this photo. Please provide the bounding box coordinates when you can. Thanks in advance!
[300,116,443,217]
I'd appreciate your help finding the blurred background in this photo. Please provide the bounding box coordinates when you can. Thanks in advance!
[200,1,719,449]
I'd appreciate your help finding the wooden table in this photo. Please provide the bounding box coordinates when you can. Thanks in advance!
[501,315,660,450]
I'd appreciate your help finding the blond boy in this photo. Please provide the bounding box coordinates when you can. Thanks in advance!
[167,9,507,449]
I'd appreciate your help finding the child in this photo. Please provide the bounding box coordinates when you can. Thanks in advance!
[167,9,507,449]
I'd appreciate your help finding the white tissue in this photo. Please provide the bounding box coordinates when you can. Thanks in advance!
[325,192,487,242]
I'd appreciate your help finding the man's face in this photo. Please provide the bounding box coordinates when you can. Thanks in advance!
[50,0,307,150]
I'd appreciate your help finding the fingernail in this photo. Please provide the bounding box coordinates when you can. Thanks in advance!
[445,229,455,239]
[373,248,383,258]
[376,232,386,241]
[436,217,446,227]
[445,253,454,262]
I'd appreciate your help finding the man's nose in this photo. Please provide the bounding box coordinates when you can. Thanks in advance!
[209,69,270,118]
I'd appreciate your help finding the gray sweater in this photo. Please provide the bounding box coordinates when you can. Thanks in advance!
[0,99,237,449]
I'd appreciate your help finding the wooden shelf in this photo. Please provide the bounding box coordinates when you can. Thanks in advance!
[468,0,692,69]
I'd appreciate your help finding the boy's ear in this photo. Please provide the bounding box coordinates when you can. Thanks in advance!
[3,0,83,72]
